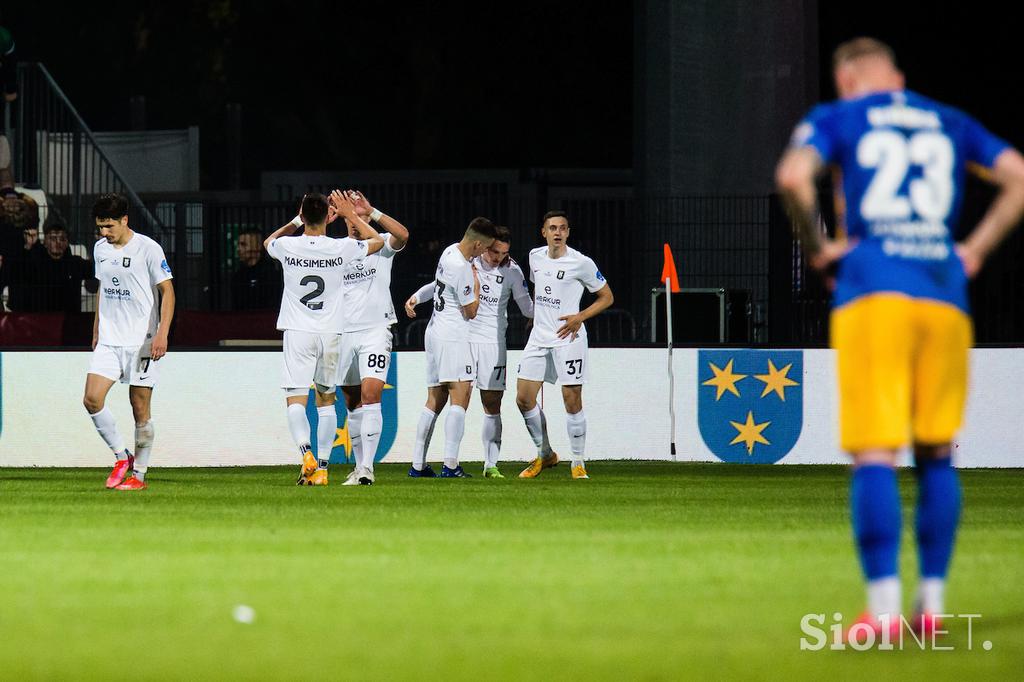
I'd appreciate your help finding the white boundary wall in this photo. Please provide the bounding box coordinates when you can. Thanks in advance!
[0,349,1021,467]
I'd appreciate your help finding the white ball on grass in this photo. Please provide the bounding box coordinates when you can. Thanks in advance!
[232,604,256,624]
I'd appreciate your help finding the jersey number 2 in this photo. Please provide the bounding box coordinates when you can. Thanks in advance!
[300,275,325,310]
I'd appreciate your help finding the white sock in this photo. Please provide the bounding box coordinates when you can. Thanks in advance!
[360,403,383,472]
[482,413,502,468]
[286,403,311,455]
[867,576,902,621]
[347,406,363,467]
[133,420,154,480]
[413,407,439,470]
[521,406,553,458]
[567,410,586,466]
[917,578,945,615]
[89,406,128,458]
[316,405,336,467]
[443,405,466,469]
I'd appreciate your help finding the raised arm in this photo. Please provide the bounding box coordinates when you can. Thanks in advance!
[263,216,302,252]
[330,190,385,255]
[350,191,409,250]
[959,147,1024,277]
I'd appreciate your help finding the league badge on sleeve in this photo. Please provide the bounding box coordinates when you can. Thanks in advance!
[697,350,803,464]
[161,259,172,275]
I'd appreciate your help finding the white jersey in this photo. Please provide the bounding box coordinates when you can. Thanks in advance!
[94,232,173,347]
[468,256,533,344]
[267,234,367,333]
[341,232,403,333]
[527,246,607,347]
[425,243,477,342]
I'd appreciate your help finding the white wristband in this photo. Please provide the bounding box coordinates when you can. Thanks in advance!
[369,208,383,223]
[290,215,302,228]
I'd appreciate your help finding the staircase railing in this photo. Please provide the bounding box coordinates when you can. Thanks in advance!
[12,62,163,243]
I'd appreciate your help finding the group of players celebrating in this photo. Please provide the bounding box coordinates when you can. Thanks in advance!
[85,189,613,491]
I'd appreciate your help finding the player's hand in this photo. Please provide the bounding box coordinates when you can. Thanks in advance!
[808,239,849,273]
[405,295,418,318]
[955,242,983,279]
[348,190,373,217]
[326,204,339,225]
[330,190,358,219]
[151,333,168,361]
[556,313,584,340]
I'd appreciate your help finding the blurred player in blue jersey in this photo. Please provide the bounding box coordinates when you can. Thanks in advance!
[776,37,1024,642]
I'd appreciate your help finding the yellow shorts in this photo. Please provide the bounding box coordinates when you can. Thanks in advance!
[830,293,972,452]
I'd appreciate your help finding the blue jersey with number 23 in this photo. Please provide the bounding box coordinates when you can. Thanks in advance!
[793,89,1009,311]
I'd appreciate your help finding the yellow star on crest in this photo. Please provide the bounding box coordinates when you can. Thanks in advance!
[729,411,771,455]
[702,359,747,400]
[754,360,799,401]
[335,420,352,461]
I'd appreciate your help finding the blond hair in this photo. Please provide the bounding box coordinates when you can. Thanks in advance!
[832,37,896,71]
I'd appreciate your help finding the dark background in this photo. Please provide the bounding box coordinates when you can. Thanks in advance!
[4,2,1020,189]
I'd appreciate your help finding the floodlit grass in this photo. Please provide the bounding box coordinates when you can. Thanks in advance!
[0,463,1021,679]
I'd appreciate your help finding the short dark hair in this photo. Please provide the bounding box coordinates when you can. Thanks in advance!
[92,193,129,221]
[832,37,896,71]
[301,193,329,225]
[44,223,67,235]
[493,225,511,243]
[542,210,569,227]
[239,227,264,239]
[465,216,497,241]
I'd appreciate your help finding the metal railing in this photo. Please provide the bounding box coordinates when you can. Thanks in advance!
[13,62,163,244]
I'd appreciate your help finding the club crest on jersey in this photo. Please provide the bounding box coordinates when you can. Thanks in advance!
[306,354,399,465]
[122,257,131,267]
[557,270,565,279]
[463,285,471,296]
[495,275,504,284]
[697,350,803,464]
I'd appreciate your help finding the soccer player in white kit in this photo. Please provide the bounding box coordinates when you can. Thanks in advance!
[83,193,175,491]
[517,210,613,479]
[264,192,383,486]
[408,217,497,478]
[405,225,533,477]
[334,191,410,486]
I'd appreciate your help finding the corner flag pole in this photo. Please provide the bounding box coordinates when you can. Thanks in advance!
[666,276,677,460]
[660,244,680,461]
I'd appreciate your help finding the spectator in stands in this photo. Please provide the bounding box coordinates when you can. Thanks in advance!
[0,22,16,193]
[30,223,98,312]
[231,227,281,309]
[0,191,42,310]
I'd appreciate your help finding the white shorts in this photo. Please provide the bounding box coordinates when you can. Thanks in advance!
[471,342,508,391]
[424,329,475,387]
[338,326,393,386]
[517,338,589,385]
[282,330,340,394]
[88,343,159,388]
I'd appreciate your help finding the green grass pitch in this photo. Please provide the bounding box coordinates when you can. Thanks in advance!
[1,462,1021,679]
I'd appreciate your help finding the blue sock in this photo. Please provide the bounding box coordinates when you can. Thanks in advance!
[851,464,902,580]
[915,456,961,578]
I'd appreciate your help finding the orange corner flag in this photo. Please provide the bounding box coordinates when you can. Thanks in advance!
[660,243,680,293]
